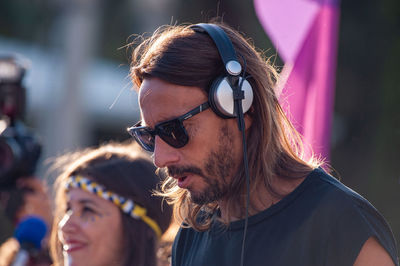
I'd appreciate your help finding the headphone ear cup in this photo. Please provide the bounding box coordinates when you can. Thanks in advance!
[209,76,254,119]
[209,76,232,119]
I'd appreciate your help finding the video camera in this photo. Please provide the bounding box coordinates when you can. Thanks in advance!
[0,56,41,188]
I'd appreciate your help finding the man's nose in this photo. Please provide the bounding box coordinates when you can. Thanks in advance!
[153,136,180,168]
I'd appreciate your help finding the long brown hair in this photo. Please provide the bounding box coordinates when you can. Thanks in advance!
[130,22,323,231]
[48,142,172,266]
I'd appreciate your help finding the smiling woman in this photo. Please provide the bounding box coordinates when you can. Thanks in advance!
[48,142,173,266]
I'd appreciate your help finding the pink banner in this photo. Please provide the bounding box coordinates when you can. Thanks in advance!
[254,0,340,161]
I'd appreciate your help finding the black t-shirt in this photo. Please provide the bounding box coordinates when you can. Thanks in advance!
[172,168,399,266]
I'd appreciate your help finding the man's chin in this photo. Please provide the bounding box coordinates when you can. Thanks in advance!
[185,179,228,205]
[189,190,220,205]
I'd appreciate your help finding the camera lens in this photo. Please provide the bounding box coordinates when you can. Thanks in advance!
[0,56,41,187]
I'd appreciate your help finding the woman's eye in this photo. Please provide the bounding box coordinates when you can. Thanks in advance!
[80,206,102,222]
[82,206,95,214]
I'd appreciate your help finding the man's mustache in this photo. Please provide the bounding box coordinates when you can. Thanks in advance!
[167,165,205,178]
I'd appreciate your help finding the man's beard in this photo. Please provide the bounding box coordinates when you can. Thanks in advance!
[167,123,236,205]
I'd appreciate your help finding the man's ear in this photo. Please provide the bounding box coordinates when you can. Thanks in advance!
[244,104,255,131]
[244,112,253,131]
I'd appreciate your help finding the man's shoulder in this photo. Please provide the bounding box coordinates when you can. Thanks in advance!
[303,169,398,263]
[303,168,374,210]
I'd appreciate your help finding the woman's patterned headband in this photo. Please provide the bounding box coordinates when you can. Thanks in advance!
[65,175,162,238]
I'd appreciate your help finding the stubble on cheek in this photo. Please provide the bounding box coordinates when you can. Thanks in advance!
[204,123,235,184]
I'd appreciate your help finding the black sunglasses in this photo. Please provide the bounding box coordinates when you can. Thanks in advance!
[127,102,210,152]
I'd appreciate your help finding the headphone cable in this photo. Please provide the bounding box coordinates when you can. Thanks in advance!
[235,55,250,266]
[239,107,250,266]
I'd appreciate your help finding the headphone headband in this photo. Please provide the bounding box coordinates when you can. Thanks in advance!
[191,23,242,76]
[190,23,253,119]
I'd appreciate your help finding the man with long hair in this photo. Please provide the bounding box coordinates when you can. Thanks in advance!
[127,22,398,265]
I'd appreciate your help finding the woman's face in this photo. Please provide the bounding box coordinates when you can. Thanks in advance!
[58,187,124,266]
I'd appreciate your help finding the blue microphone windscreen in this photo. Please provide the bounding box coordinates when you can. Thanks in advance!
[14,216,48,250]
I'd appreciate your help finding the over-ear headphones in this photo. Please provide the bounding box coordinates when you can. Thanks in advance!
[191,24,252,266]
[190,23,254,119]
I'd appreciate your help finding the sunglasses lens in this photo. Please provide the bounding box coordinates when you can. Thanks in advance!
[131,128,155,152]
[157,120,188,148]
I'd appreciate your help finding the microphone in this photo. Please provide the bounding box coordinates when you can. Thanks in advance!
[12,216,47,266]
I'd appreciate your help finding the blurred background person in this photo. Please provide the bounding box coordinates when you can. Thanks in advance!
[49,142,173,266]
[0,56,52,265]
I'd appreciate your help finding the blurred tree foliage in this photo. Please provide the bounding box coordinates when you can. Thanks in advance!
[0,0,56,46]
[1,0,399,250]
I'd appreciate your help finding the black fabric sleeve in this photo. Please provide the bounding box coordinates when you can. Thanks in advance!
[324,199,399,266]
